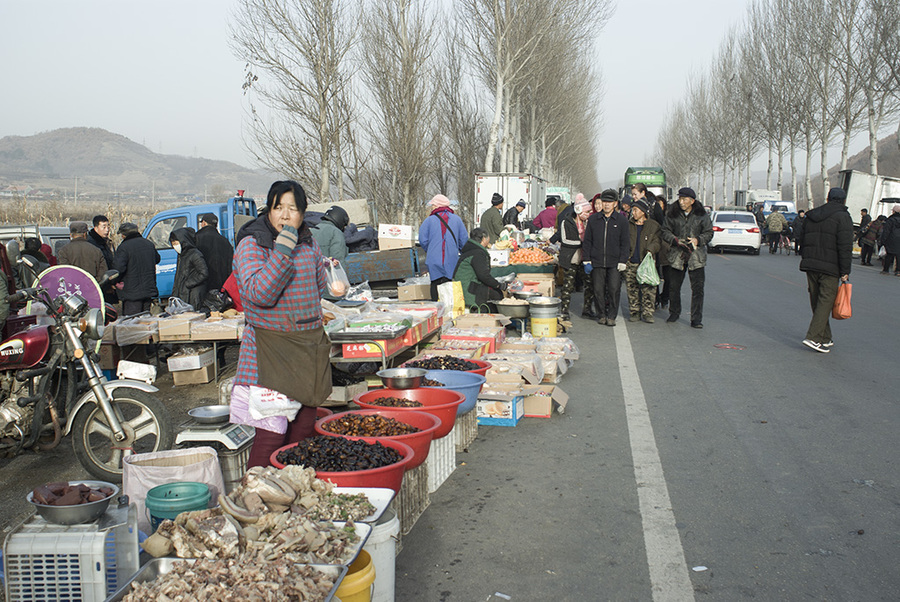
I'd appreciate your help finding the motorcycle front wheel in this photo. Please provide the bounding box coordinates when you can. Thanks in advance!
[71,387,174,482]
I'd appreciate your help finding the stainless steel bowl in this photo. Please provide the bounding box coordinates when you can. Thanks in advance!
[376,367,427,389]
[188,404,231,424]
[527,296,561,307]
[512,290,540,300]
[27,481,119,525]
[495,302,530,319]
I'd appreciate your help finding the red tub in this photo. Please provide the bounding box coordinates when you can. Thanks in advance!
[269,438,413,493]
[315,409,440,469]
[316,407,334,419]
[354,387,465,439]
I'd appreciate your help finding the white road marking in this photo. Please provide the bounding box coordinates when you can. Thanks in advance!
[615,324,695,601]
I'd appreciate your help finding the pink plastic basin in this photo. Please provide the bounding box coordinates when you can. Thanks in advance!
[353,387,465,439]
[269,438,413,493]
[315,409,440,469]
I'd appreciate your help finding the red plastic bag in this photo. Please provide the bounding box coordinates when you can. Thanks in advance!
[832,281,852,320]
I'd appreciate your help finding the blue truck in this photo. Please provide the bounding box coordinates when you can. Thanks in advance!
[144,195,422,298]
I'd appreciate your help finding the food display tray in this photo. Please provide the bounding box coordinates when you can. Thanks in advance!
[332,487,396,523]
[104,558,347,602]
[327,326,409,342]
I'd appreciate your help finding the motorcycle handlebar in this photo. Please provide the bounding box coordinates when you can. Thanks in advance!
[7,288,35,304]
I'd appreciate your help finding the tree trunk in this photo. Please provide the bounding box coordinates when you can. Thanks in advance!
[866,96,879,175]
[776,139,784,190]
[499,89,512,172]
[789,140,797,205]
[484,73,504,172]
[804,134,813,207]
[767,140,773,189]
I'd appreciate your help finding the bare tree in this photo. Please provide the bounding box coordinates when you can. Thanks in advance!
[231,0,356,201]
[360,0,436,224]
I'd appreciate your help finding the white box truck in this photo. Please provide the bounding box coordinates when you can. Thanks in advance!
[475,172,547,228]
[839,169,900,226]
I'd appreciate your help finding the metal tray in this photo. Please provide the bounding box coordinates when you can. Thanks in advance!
[332,486,396,523]
[188,405,231,424]
[327,325,409,342]
[105,558,348,601]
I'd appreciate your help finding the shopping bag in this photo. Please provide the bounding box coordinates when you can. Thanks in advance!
[832,281,852,320]
[325,260,351,297]
[437,280,466,318]
[636,252,661,286]
[877,246,886,258]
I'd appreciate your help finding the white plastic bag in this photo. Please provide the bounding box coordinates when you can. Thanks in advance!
[248,385,303,421]
[325,260,351,297]
[166,297,194,315]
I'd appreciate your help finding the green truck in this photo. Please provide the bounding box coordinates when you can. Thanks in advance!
[622,167,670,201]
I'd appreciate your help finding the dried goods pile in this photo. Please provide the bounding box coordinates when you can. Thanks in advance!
[322,413,421,436]
[122,554,338,601]
[422,377,445,386]
[405,356,480,371]
[276,436,403,471]
[31,482,114,506]
[365,396,423,408]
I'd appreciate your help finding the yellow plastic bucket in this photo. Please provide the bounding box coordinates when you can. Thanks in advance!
[335,549,375,602]
[531,316,557,337]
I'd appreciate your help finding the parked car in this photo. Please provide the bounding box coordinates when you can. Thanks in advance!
[708,210,761,255]
[0,225,70,258]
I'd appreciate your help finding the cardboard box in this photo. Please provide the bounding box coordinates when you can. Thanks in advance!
[158,312,205,341]
[400,319,427,346]
[489,249,510,267]
[441,326,506,354]
[172,363,215,386]
[497,342,537,354]
[341,336,406,359]
[167,348,215,372]
[429,338,491,358]
[454,314,511,329]
[522,384,569,417]
[477,383,524,427]
[398,283,431,301]
[483,356,542,384]
[378,224,414,250]
[520,273,555,297]
[327,381,368,403]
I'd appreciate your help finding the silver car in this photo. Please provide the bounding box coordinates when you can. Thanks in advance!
[709,211,761,254]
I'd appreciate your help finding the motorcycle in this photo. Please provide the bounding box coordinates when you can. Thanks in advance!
[0,263,173,481]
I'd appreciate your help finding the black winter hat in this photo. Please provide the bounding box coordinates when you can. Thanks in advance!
[600,189,618,203]
[632,199,651,216]
[201,212,218,226]
[678,187,697,200]
[827,187,847,203]
[323,205,350,231]
[491,192,504,205]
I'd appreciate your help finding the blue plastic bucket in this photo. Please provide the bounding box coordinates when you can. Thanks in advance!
[424,370,486,415]
[145,482,210,532]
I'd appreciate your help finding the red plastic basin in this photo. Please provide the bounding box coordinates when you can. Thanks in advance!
[354,387,465,439]
[269,438,413,493]
[464,359,491,376]
[316,407,334,419]
[315,409,440,470]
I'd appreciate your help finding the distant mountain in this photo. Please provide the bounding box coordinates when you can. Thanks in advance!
[0,127,275,197]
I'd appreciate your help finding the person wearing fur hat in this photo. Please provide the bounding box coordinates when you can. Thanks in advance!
[624,199,662,323]
[660,187,713,328]
[420,194,468,301]
[583,189,630,326]
[479,193,505,243]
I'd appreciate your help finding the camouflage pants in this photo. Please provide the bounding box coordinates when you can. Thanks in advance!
[560,264,595,316]
[624,262,656,319]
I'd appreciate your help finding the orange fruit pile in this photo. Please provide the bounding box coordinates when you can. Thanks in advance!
[509,248,553,264]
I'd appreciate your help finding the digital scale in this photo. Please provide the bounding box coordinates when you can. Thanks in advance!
[176,419,255,493]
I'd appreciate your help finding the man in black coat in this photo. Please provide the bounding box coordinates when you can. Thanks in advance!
[88,215,116,270]
[797,187,853,353]
[195,213,234,291]
[114,222,161,316]
[583,189,630,326]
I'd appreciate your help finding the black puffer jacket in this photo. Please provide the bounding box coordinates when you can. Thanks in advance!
[195,225,234,291]
[557,213,583,266]
[879,212,900,255]
[170,228,208,308]
[583,211,630,267]
[798,201,853,277]
[114,232,160,300]
[661,202,713,270]
[88,228,116,270]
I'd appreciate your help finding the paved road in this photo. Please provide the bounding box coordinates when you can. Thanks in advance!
[2,253,896,601]
[396,252,900,601]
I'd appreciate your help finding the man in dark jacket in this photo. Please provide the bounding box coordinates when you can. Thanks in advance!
[114,222,160,316]
[195,213,234,291]
[878,204,900,275]
[797,187,853,353]
[453,227,506,311]
[503,200,526,227]
[57,221,107,283]
[88,215,116,270]
[169,228,209,310]
[661,187,714,328]
[480,193,505,243]
[583,189,630,326]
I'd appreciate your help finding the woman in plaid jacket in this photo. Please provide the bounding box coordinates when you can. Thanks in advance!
[229,180,330,467]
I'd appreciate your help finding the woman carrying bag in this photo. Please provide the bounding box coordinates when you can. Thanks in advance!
[229,180,332,468]
[624,199,662,323]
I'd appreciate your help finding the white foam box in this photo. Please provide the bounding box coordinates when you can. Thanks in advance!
[489,249,510,266]
[378,224,414,250]
[426,430,456,493]
[167,348,215,372]
[476,383,525,427]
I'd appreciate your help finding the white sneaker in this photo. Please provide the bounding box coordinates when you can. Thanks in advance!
[802,339,830,353]
[821,341,834,348]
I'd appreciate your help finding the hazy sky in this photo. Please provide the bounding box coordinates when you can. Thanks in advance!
[1,0,788,187]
